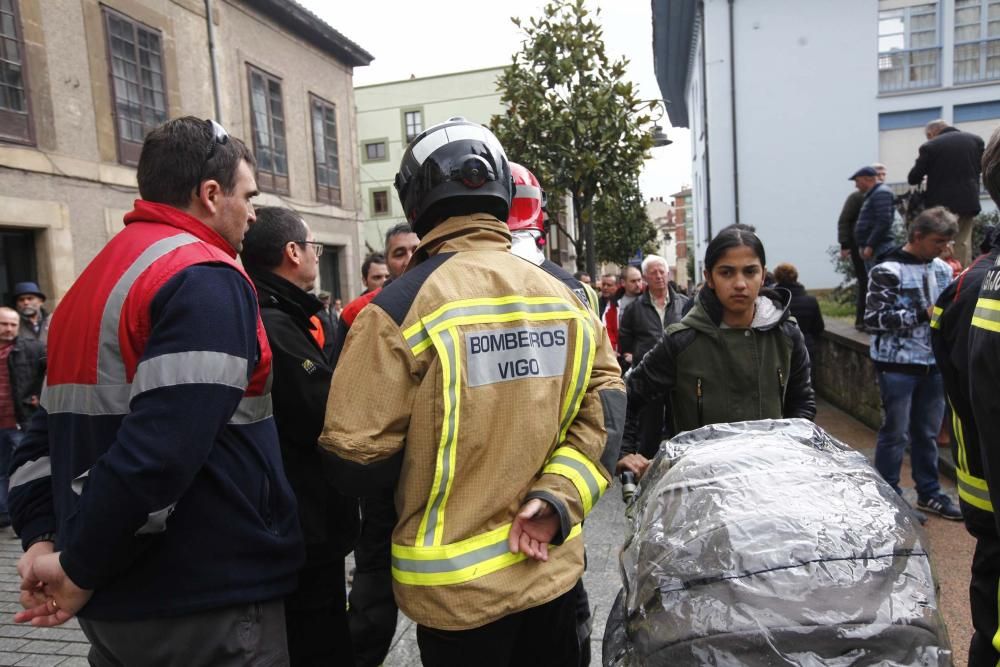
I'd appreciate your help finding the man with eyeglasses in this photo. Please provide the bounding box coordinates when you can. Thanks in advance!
[241,206,358,665]
[8,117,304,664]
[332,222,418,666]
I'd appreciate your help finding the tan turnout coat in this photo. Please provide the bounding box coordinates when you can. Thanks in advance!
[320,214,625,630]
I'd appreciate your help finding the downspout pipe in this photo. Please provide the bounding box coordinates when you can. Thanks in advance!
[728,0,740,225]
[699,1,713,243]
[205,0,223,123]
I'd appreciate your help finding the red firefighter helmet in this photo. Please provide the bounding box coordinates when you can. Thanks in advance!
[507,162,545,233]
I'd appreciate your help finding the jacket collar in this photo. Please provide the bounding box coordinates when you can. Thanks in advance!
[639,286,675,308]
[123,199,237,259]
[692,286,790,331]
[864,182,890,200]
[882,246,932,265]
[248,268,323,325]
[409,215,511,268]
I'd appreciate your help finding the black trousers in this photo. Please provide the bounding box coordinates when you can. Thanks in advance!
[348,492,399,667]
[416,586,580,667]
[849,244,868,326]
[81,600,287,666]
[964,501,1000,667]
[285,548,354,666]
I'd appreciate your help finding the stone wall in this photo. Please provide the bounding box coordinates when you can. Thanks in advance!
[813,320,881,430]
[814,319,956,478]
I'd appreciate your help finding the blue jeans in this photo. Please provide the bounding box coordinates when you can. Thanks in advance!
[0,428,24,517]
[875,370,945,500]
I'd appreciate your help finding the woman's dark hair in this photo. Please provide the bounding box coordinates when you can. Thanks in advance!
[703,224,766,272]
[240,206,307,271]
[137,116,255,207]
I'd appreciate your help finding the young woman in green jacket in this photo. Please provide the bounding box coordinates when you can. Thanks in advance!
[617,225,817,479]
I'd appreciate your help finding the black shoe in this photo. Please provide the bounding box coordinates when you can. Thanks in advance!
[0,514,10,529]
[917,494,963,521]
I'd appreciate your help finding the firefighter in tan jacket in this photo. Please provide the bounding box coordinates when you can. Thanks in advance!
[320,118,625,664]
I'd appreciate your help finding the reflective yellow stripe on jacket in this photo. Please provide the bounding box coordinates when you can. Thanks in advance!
[543,446,608,514]
[930,305,943,330]
[392,523,583,587]
[971,297,1000,333]
[951,406,994,513]
[395,295,597,584]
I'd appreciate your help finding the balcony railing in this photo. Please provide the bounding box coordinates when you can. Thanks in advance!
[954,38,1000,84]
[878,46,942,92]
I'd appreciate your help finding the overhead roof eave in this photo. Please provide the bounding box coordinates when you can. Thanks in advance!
[240,0,374,67]
[651,0,697,129]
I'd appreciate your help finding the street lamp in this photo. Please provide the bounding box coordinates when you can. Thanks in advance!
[650,125,673,147]
[641,99,673,148]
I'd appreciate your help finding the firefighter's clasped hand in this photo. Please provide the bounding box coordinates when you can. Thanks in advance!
[508,498,559,562]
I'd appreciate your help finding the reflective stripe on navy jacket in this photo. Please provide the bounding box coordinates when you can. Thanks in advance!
[932,250,997,514]
[968,250,1000,533]
[7,200,303,621]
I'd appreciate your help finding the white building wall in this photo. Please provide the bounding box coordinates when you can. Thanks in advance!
[688,28,709,280]
[646,198,677,271]
[729,0,875,288]
[684,0,1000,287]
[354,67,505,251]
[701,0,737,254]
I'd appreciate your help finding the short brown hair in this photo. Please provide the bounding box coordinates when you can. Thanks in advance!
[984,125,1000,208]
[137,116,256,207]
[909,206,958,241]
[773,263,799,286]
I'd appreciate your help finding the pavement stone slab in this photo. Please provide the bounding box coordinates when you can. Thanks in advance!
[10,654,67,666]
[0,399,971,665]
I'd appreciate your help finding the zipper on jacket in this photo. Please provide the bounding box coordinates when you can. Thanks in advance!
[696,377,704,427]
[777,367,786,406]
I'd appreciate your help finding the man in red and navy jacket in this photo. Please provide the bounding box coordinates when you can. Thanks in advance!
[7,117,303,663]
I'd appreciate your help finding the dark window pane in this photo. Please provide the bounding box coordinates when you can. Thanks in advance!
[104,9,167,162]
[247,66,288,193]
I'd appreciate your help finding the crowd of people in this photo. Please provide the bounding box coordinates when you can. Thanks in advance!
[2,110,999,666]
[834,117,1000,665]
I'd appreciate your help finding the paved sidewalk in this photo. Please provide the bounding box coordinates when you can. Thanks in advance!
[0,398,973,666]
[0,534,89,666]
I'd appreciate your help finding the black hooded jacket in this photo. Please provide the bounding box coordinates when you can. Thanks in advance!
[250,269,359,554]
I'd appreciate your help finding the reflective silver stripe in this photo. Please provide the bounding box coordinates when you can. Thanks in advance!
[409,122,507,165]
[229,394,273,424]
[422,329,459,547]
[71,469,89,495]
[98,234,200,384]
[514,184,541,200]
[406,301,581,350]
[559,321,593,438]
[410,126,450,164]
[548,454,600,502]
[42,382,130,415]
[135,503,176,535]
[958,477,992,504]
[131,351,249,399]
[393,536,510,575]
[9,457,51,490]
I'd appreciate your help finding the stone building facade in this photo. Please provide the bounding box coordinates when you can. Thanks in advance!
[0,0,371,305]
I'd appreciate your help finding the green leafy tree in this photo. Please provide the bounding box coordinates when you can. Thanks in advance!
[490,0,655,275]
[593,177,659,264]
